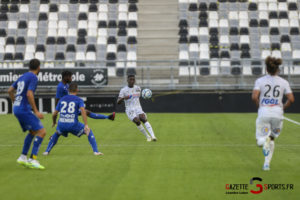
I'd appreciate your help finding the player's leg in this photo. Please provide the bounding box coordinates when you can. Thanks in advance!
[127,110,150,141]
[71,123,103,155]
[139,113,157,141]
[255,117,272,170]
[26,127,46,170]
[14,113,35,166]
[43,132,61,155]
[15,112,45,169]
[264,118,283,170]
[86,109,115,121]
[17,132,35,166]
[133,117,151,141]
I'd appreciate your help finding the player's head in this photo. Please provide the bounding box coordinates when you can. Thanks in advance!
[62,71,73,83]
[127,74,135,87]
[68,82,78,94]
[29,59,40,73]
[265,56,282,76]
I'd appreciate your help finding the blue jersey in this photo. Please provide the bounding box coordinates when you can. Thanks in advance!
[56,95,84,127]
[12,72,38,113]
[56,82,69,99]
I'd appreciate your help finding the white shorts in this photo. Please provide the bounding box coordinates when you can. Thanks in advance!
[126,108,146,121]
[256,117,283,145]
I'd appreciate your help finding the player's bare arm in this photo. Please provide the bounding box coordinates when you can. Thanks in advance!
[80,107,90,134]
[27,90,44,119]
[283,93,295,110]
[251,90,260,108]
[117,96,131,104]
[52,110,59,127]
[55,98,60,106]
[7,86,15,103]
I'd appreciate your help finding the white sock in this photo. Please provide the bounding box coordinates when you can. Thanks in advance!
[137,125,150,138]
[144,122,156,138]
[264,140,275,165]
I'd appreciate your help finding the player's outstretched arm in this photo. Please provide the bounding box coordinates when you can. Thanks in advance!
[252,90,260,108]
[80,107,90,134]
[117,96,131,104]
[7,86,15,103]
[27,90,44,119]
[284,93,295,110]
[52,110,59,127]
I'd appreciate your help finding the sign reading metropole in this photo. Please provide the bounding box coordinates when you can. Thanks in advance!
[0,68,108,87]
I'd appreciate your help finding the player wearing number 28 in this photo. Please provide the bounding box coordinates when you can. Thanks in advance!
[252,56,295,171]
[51,83,103,156]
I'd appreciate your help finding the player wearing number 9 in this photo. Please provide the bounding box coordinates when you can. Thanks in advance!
[252,56,295,171]
[50,83,103,156]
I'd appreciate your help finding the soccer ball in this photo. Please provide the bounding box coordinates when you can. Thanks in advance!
[142,89,152,99]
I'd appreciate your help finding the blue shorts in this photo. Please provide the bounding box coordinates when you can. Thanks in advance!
[56,122,85,137]
[14,111,44,132]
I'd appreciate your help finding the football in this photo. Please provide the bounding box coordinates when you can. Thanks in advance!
[142,88,152,99]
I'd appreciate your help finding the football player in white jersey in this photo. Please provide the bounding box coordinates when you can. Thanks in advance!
[117,74,157,142]
[252,56,294,171]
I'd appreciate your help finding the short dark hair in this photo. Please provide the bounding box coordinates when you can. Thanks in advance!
[265,56,282,75]
[29,59,40,70]
[62,70,72,79]
[68,83,78,93]
[127,74,135,79]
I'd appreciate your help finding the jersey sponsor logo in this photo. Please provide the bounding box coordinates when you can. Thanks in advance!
[59,118,75,123]
[261,98,279,106]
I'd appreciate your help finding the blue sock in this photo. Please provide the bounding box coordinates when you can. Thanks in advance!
[45,132,60,153]
[88,130,99,153]
[22,133,34,155]
[88,112,108,119]
[30,136,44,159]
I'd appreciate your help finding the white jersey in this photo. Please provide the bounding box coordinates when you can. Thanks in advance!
[119,85,142,111]
[254,75,292,119]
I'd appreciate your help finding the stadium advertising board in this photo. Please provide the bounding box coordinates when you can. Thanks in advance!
[0,68,108,87]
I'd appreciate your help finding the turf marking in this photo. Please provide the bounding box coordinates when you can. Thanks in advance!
[284,117,300,126]
[0,144,300,147]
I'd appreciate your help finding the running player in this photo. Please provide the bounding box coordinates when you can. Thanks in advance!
[117,74,157,141]
[43,70,115,155]
[7,59,46,169]
[50,83,103,155]
[252,56,295,171]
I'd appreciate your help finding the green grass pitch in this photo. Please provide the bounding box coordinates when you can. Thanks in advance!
[0,113,299,200]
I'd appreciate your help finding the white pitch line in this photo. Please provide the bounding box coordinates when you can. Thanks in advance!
[284,117,300,126]
[0,144,300,147]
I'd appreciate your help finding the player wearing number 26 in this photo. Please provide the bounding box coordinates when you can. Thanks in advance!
[252,56,295,171]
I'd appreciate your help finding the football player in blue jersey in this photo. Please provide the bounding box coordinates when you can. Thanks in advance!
[8,59,46,169]
[55,70,115,120]
[43,71,115,155]
[47,83,103,156]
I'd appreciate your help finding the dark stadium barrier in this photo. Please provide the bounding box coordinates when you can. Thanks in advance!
[0,92,299,114]
[0,68,108,87]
